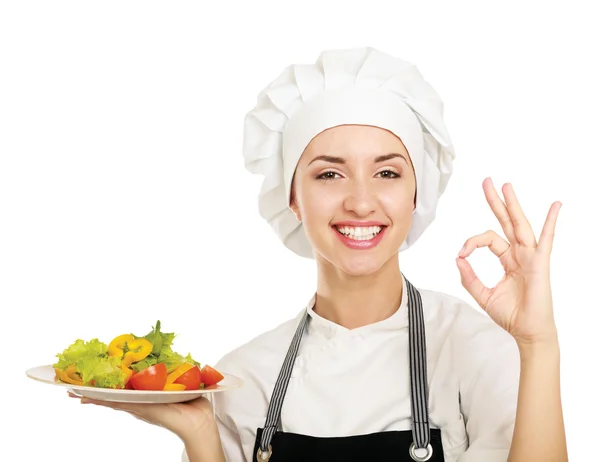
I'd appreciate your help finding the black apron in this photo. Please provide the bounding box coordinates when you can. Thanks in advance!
[252,277,445,462]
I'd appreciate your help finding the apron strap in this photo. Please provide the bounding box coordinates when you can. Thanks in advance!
[407,279,433,459]
[259,310,309,454]
[257,276,432,461]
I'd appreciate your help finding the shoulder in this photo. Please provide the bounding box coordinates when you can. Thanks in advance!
[214,309,304,376]
[211,308,305,426]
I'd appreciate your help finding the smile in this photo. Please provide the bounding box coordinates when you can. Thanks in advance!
[334,225,383,240]
[332,225,387,249]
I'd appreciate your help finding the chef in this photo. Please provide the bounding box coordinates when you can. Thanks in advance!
[192,46,567,462]
[73,46,567,462]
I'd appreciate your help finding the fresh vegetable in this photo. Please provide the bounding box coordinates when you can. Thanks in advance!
[174,365,203,390]
[108,335,153,367]
[78,355,128,388]
[163,383,186,391]
[53,338,126,388]
[52,320,224,390]
[131,321,200,374]
[121,364,134,386]
[166,362,195,385]
[140,320,175,356]
[159,348,198,374]
[129,363,167,390]
[201,365,224,386]
[54,338,108,370]
[54,365,83,385]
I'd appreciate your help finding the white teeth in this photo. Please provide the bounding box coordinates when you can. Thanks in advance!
[335,225,383,240]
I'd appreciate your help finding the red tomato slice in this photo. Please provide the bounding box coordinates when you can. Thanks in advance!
[130,363,167,390]
[200,365,224,386]
[174,365,202,390]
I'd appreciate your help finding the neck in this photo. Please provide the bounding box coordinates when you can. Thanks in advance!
[314,254,404,329]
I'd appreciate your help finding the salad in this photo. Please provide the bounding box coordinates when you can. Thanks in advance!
[52,320,224,391]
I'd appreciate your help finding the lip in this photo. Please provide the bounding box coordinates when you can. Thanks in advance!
[331,225,387,250]
[332,220,387,227]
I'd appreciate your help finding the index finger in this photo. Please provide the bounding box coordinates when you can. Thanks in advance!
[482,177,517,244]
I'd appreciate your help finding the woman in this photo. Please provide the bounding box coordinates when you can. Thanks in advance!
[71,47,568,462]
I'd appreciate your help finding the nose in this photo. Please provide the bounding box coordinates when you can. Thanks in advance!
[342,179,377,217]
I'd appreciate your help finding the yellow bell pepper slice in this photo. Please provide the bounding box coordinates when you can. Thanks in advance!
[121,364,133,384]
[163,383,186,391]
[54,364,83,385]
[108,334,133,356]
[108,334,153,367]
[166,362,195,385]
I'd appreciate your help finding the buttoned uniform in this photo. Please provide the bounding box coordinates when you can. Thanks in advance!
[181,274,520,462]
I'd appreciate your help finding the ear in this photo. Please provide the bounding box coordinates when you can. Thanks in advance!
[289,185,302,222]
[289,197,302,222]
[413,185,417,210]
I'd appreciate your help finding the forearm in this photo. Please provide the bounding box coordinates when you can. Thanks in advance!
[183,423,227,462]
[508,336,568,462]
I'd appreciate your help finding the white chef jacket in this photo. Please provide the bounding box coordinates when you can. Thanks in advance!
[182,274,520,462]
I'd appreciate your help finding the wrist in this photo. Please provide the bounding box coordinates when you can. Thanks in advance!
[179,412,220,442]
[183,424,225,462]
[516,332,560,360]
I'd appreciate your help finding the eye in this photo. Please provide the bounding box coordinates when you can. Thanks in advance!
[316,171,342,180]
[376,169,401,179]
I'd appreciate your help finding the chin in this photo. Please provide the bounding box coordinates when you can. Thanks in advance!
[339,260,383,277]
[318,250,389,277]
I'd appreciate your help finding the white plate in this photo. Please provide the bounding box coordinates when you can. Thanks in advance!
[26,365,244,404]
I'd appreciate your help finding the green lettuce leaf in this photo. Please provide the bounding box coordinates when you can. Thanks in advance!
[184,352,201,369]
[130,354,158,373]
[53,338,126,388]
[157,347,186,373]
[138,320,176,356]
[53,338,108,370]
[156,348,200,374]
[130,320,201,373]
[78,355,126,388]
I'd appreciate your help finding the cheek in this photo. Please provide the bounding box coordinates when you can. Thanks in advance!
[380,186,415,218]
[300,188,338,224]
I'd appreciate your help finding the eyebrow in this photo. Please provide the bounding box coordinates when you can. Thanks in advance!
[308,152,408,166]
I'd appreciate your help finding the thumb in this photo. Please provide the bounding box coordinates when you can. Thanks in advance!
[456,257,491,310]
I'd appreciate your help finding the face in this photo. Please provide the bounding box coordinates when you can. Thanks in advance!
[289,124,417,276]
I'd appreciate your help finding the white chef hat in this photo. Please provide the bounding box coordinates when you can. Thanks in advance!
[243,47,456,259]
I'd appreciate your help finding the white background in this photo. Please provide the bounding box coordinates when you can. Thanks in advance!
[1,1,598,460]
